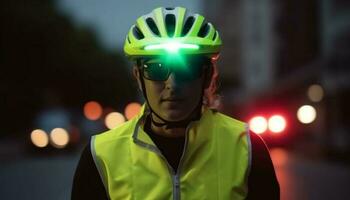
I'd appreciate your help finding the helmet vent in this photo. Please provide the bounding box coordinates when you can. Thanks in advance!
[127,36,131,43]
[198,23,210,38]
[182,16,195,36]
[212,31,217,41]
[133,26,144,40]
[165,14,176,37]
[146,18,160,36]
[165,7,174,10]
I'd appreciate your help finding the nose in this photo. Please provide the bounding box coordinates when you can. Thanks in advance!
[165,73,181,90]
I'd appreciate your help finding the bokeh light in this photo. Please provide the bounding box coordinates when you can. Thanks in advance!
[50,128,70,148]
[249,116,268,134]
[268,115,286,133]
[31,129,49,148]
[297,105,317,124]
[124,102,142,120]
[84,101,102,120]
[307,84,324,102]
[270,148,288,167]
[105,112,125,129]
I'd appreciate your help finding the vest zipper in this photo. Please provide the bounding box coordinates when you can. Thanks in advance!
[155,153,177,199]
[173,125,190,200]
[150,122,191,200]
[133,117,193,200]
[173,174,180,200]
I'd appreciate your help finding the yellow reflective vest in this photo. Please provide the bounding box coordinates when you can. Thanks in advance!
[91,107,251,200]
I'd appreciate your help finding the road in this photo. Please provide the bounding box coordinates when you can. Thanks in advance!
[270,148,350,200]
[0,154,78,200]
[0,148,349,200]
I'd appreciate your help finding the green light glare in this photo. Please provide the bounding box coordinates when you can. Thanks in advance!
[146,53,188,72]
[164,53,186,70]
[144,42,199,53]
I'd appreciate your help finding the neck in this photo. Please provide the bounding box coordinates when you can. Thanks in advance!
[148,109,201,138]
[150,113,187,138]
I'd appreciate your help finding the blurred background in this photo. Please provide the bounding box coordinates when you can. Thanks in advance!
[1,0,350,199]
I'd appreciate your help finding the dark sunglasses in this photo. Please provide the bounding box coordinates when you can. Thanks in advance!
[140,58,210,81]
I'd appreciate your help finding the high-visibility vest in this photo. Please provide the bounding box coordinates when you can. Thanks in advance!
[91,107,251,200]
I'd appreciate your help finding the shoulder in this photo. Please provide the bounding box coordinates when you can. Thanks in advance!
[72,141,108,199]
[208,109,247,132]
[93,116,139,143]
[249,132,272,164]
[247,132,280,199]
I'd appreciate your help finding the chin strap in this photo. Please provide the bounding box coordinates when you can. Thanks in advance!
[138,67,204,129]
[149,102,202,129]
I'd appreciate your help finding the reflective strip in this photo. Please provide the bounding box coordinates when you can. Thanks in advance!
[132,115,160,153]
[245,123,252,181]
[90,136,111,200]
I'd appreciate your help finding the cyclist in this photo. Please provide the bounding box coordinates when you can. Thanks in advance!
[72,6,279,200]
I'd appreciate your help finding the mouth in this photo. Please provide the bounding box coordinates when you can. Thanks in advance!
[161,97,184,102]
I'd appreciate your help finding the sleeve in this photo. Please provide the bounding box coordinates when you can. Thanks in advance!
[71,140,109,200]
[246,132,280,200]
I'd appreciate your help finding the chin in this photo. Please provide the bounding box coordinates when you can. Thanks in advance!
[163,109,191,122]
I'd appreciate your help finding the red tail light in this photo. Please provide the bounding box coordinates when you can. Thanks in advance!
[268,115,286,134]
[249,116,268,134]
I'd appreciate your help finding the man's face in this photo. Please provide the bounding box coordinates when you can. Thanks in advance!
[135,56,209,122]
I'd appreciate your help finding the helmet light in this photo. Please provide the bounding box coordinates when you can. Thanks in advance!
[144,42,199,53]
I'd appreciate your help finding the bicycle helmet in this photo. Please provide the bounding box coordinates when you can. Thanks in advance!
[124,7,222,59]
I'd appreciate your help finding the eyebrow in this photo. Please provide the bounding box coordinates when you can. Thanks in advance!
[146,59,163,63]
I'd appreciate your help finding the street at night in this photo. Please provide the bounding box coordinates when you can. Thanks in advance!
[2,0,350,199]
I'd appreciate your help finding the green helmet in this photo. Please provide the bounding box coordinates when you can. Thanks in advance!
[124,7,222,60]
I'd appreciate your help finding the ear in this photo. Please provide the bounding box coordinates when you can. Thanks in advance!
[203,64,213,89]
[133,66,143,91]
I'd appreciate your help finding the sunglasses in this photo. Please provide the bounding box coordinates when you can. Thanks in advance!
[140,58,209,81]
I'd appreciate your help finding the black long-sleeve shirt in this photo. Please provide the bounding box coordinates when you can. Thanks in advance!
[72,130,279,200]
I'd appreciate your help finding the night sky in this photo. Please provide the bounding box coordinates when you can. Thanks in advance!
[56,0,202,49]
